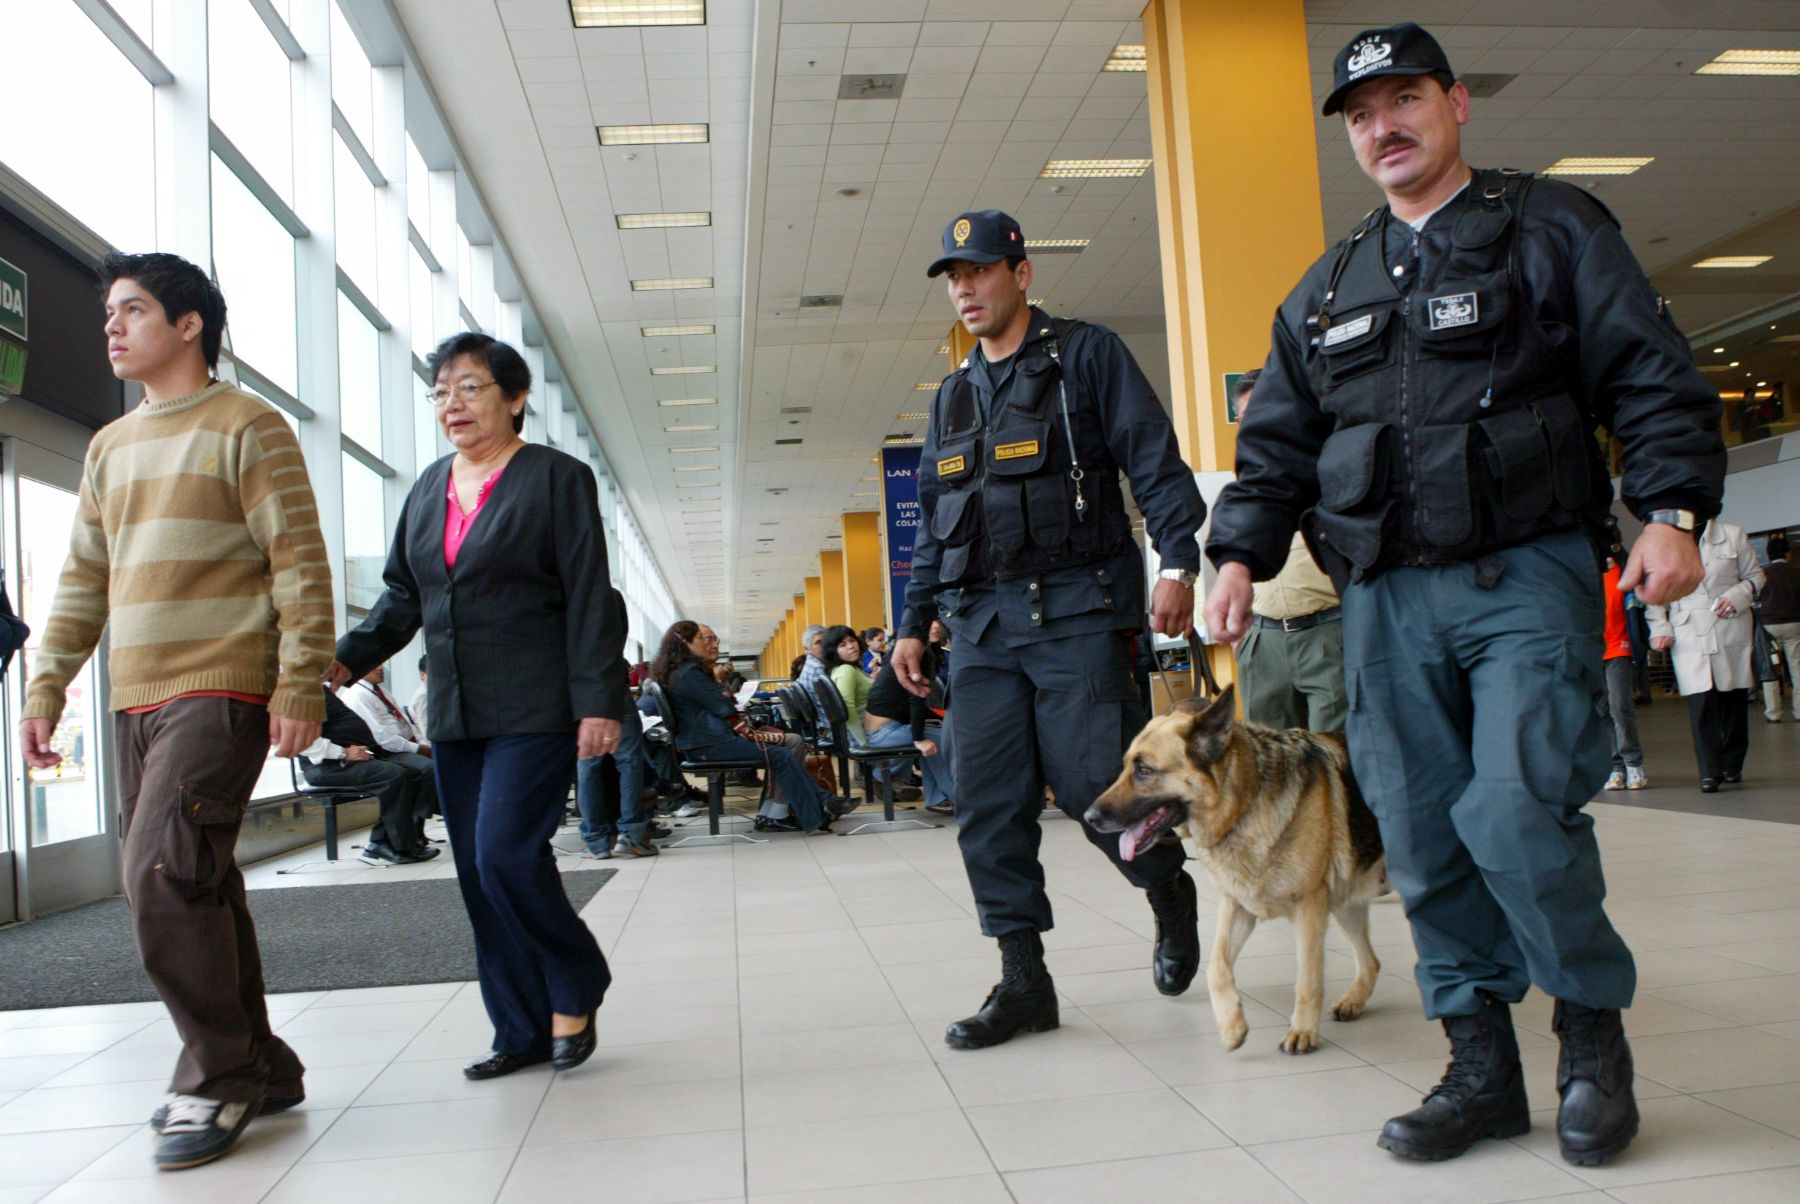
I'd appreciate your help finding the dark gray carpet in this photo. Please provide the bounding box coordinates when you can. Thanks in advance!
[0,868,616,1011]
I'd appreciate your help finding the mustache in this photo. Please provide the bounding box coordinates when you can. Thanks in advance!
[1373,134,1417,156]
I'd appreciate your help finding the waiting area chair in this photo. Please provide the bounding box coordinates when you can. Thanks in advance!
[808,678,941,837]
[275,758,381,874]
[640,680,768,846]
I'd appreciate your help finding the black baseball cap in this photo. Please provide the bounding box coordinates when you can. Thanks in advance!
[926,209,1026,278]
[1321,22,1454,116]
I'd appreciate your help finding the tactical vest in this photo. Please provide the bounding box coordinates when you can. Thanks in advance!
[1301,170,1609,581]
[927,319,1133,585]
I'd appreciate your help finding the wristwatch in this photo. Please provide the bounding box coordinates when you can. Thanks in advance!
[1644,508,1699,535]
[1158,568,1198,588]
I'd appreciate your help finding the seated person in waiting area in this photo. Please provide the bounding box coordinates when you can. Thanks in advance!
[299,686,438,864]
[823,624,921,799]
[341,661,436,832]
[650,619,848,833]
[866,641,956,814]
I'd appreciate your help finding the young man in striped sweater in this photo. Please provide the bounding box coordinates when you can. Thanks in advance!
[19,252,337,1171]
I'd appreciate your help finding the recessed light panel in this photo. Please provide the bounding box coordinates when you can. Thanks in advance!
[651,365,715,375]
[642,323,715,337]
[572,2,704,29]
[1024,238,1090,253]
[616,211,712,229]
[1697,49,1800,76]
[1104,44,1147,72]
[658,397,716,407]
[597,123,709,146]
[664,423,718,432]
[1542,157,1653,176]
[668,446,718,453]
[632,277,713,291]
[1693,256,1772,269]
[897,411,926,421]
[1040,158,1152,179]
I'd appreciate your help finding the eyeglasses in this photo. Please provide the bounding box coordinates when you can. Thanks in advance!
[423,379,497,408]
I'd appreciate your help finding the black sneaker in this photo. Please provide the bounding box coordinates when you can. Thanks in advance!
[152,1086,303,1133]
[154,1095,259,1170]
[753,814,802,832]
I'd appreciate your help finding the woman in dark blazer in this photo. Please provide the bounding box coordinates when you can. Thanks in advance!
[328,332,625,1080]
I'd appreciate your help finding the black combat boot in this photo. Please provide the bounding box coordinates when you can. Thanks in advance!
[1553,999,1639,1166]
[1377,993,1530,1161]
[944,930,1059,1050]
[1147,869,1202,996]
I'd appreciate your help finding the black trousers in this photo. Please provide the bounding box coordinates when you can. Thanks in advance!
[1687,687,1749,781]
[300,755,427,851]
[951,624,1185,936]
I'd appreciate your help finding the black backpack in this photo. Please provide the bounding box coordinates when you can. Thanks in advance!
[0,572,30,678]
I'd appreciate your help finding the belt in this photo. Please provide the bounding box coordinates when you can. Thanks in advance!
[1252,607,1342,633]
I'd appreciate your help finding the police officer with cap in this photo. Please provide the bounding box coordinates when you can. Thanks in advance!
[890,209,1208,1050]
[1205,22,1724,1166]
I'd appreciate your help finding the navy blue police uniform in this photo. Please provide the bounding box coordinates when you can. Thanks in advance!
[1206,20,1726,1167]
[902,211,1208,943]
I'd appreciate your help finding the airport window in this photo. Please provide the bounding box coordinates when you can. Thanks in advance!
[341,452,388,613]
[0,2,155,251]
[210,154,299,396]
[337,291,383,456]
[330,1,377,152]
[333,133,381,304]
[406,136,433,240]
[208,0,297,205]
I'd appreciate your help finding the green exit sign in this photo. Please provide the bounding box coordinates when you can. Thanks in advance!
[0,255,24,342]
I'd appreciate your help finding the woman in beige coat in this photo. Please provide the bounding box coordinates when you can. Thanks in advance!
[1646,519,1765,791]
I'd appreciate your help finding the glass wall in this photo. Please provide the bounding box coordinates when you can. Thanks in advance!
[1,0,681,808]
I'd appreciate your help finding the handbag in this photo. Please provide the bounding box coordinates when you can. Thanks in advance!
[0,574,28,679]
[803,752,837,796]
[1753,611,1785,684]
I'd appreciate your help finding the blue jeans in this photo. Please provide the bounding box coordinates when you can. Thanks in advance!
[576,705,647,851]
[864,717,955,807]
[686,736,831,831]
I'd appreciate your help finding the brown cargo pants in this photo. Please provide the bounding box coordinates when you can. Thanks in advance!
[114,695,304,1104]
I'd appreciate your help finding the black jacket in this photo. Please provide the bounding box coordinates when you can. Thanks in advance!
[337,443,629,740]
[665,661,739,751]
[902,310,1205,647]
[1208,173,1725,581]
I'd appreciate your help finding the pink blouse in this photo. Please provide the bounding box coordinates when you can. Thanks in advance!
[445,467,505,569]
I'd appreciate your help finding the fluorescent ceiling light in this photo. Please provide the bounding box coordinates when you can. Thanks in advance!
[598,123,709,146]
[672,464,714,471]
[1025,238,1090,252]
[678,480,720,487]
[1104,44,1147,72]
[651,365,715,375]
[1040,158,1152,179]
[1029,298,1045,307]
[642,323,715,337]
[850,491,875,498]
[632,277,713,291]
[572,2,704,29]
[914,382,939,391]
[935,344,950,355]
[668,445,718,453]
[1542,157,1653,176]
[1697,49,1800,76]
[665,423,718,432]
[617,211,712,229]
[884,434,921,445]
[658,397,716,407]
[897,411,926,421]
[1693,255,1772,268]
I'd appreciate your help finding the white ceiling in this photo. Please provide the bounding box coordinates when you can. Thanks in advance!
[399,0,1800,650]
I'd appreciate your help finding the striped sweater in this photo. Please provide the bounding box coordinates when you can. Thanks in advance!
[23,381,336,723]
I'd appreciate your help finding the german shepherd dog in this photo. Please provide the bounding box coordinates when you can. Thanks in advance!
[1086,685,1387,1055]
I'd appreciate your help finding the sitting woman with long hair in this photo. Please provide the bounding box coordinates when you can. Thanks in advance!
[649,621,847,832]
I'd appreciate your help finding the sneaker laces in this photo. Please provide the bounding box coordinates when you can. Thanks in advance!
[159,1095,223,1135]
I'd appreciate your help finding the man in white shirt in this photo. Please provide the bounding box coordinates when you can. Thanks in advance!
[342,663,436,832]
[407,655,430,741]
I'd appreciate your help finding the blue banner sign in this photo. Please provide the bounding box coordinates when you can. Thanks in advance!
[880,446,922,628]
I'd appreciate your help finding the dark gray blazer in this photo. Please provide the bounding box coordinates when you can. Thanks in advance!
[337,443,628,741]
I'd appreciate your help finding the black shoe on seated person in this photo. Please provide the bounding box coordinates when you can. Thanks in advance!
[463,1051,552,1080]
[407,843,441,861]
[754,815,802,832]
[360,841,418,865]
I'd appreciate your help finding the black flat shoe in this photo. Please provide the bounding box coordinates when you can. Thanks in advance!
[552,1010,599,1071]
[463,1050,551,1080]
[1722,770,1743,784]
[1699,779,1720,793]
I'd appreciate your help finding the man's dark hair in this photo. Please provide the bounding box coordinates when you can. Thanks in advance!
[425,331,533,434]
[417,655,428,674]
[819,624,863,671]
[1234,369,1260,399]
[648,620,703,687]
[1770,535,1790,560]
[1007,255,1028,273]
[860,626,886,644]
[99,252,228,371]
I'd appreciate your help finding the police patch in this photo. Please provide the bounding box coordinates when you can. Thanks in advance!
[937,454,966,476]
[953,218,972,247]
[1428,292,1478,331]
[993,440,1039,461]
[1320,314,1373,347]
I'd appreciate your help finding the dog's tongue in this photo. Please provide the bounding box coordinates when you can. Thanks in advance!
[1119,810,1160,863]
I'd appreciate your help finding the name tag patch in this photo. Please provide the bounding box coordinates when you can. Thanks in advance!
[936,454,966,476]
[993,440,1040,461]
[1320,314,1373,347]
[1428,292,1478,331]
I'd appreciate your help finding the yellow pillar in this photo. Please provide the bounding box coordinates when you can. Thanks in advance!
[819,550,848,627]
[793,594,808,644]
[841,511,886,632]
[804,576,825,633]
[947,321,977,369]
[1145,0,1325,700]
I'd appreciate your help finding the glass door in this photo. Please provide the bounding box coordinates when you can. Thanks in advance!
[4,440,118,919]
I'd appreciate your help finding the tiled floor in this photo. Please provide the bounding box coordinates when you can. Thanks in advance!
[0,718,1796,1202]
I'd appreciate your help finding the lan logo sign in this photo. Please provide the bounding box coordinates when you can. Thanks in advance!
[0,256,24,343]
